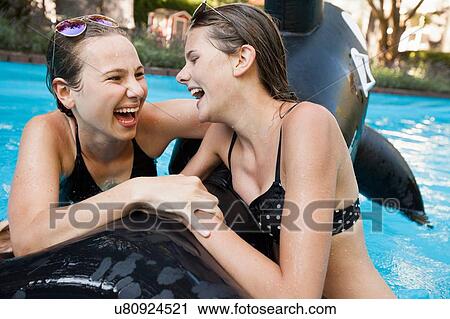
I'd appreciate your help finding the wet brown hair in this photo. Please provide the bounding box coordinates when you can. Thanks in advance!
[190,3,298,103]
[46,20,127,117]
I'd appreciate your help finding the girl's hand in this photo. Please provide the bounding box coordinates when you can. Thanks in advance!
[130,175,222,237]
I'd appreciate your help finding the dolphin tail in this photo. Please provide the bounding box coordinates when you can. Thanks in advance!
[354,125,430,226]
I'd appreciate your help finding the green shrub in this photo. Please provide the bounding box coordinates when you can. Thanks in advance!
[133,35,185,69]
[372,65,450,94]
[399,51,450,69]
[371,50,450,94]
[0,16,50,54]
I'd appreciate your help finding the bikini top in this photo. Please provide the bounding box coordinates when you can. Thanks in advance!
[59,124,157,204]
[227,129,360,243]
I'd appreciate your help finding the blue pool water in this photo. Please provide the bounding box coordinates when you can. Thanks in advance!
[0,61,449,298]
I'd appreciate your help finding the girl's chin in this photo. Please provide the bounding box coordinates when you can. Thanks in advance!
[112,119,138,139]
[197,98,214,123]
[197,106,210,123]
[198,113,209,123]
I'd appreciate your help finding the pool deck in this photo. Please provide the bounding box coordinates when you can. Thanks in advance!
[1,49,449,99]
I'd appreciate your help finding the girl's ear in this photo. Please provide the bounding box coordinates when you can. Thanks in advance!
[52,78,75,110]
[232,44,257,77]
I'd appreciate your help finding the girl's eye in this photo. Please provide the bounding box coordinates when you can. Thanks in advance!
[135,72,145,78]
[191,57,199,63]
[108,75,121,81]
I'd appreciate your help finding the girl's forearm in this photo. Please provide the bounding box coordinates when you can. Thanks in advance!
[191,216,307,298]
[12,175,215,256]
[13,182,127,256]
[12,177,162,256]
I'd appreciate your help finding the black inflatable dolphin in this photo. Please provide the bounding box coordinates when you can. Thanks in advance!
[0,212,246,298]
[171,0,429,226]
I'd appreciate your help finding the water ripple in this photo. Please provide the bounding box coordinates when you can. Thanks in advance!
[366,93,450,298]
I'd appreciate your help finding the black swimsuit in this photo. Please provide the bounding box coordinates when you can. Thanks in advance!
[227,129,360,244]
[59,125,157,204]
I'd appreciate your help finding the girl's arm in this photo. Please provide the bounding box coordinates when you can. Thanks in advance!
[139,99,210,142]
[181,123,227,180]
[8,116,217,256]
[187,104,341,298]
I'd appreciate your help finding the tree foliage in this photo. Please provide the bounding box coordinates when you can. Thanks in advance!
[367,0,426,66]
[0,0,32,20]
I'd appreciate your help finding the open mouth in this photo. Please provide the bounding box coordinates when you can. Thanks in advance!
[190,88,205,100]
[113,106,139,126]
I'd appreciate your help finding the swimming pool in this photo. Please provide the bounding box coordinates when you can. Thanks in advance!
[0,61,449,298]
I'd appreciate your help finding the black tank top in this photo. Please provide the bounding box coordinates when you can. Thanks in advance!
[59,125,157,204]
[227,129,360,244]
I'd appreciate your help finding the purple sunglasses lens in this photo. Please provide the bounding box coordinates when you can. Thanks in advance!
[89,15,117,27]
[56,20,87,36]
[93,18,113,26]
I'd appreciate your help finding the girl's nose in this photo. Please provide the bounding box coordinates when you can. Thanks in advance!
[176,65,190,85]
[126,77,146,99]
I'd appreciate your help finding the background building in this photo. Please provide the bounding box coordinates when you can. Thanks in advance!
[147,8,191,43]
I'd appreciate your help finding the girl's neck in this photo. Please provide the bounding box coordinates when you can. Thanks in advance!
[71,117,131,163]
[225,91,284,152]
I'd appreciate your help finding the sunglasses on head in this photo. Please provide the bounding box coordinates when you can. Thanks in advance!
[55,14,119,37]
[51,15,119,77]
[192,0,233,24]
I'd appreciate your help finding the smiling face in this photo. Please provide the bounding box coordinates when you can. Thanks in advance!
[70,34,148,141]
[177,4,298,123]
[176,27,236,123]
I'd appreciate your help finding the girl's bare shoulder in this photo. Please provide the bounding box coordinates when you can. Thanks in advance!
[22,111,76,171]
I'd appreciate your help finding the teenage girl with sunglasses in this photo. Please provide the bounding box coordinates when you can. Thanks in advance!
[6,15,218,257]
[174,3,396,298]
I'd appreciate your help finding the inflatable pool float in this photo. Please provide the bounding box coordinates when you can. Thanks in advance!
[0,0,429,298]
